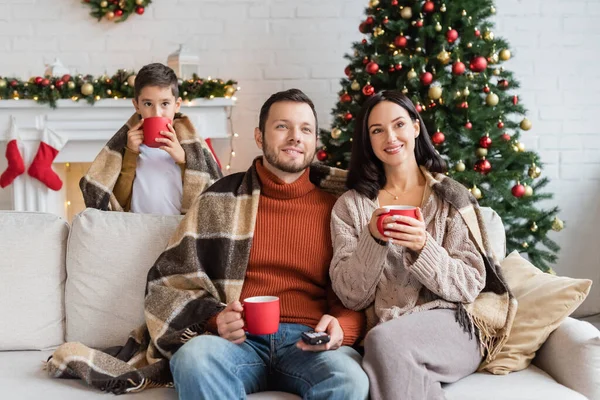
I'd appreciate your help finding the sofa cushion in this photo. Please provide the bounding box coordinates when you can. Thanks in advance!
[0,212,68,350]
[65,209,183,348]
[480,251,592,374]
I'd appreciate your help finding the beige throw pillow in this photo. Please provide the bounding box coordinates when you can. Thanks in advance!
[480,251,592,374]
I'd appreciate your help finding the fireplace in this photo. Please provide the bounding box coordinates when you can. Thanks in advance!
[0,98,234,221]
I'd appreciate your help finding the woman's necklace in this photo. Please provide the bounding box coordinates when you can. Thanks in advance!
[382,188,399,200]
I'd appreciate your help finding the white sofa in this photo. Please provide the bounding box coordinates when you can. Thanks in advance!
[1,208,599,400]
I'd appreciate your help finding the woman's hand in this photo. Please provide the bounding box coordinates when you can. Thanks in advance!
[369,207,395,241]
[381,208,427,252]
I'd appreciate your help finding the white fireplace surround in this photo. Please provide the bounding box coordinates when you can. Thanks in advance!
[0,98,234,220]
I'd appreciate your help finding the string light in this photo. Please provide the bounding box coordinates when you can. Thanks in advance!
[225,104,237,173]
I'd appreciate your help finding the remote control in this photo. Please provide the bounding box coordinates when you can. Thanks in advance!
[301,331,331,345]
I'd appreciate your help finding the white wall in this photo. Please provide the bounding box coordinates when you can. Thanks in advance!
[0,0,598,314]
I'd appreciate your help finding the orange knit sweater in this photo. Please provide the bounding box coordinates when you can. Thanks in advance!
[218,160,364,346]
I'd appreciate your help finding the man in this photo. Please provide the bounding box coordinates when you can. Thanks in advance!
[168,89,368,399]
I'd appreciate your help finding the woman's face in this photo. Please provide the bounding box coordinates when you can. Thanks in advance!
[367,101,420,168]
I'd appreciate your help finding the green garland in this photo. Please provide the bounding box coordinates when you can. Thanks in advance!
[83,0,152,22]
[0,70,238,108]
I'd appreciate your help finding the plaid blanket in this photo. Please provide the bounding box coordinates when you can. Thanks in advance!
[46,158,347,394]
[428,169,517,363]
[79,113,222,214]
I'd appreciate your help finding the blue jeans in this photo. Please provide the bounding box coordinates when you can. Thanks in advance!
[170,323,369,400]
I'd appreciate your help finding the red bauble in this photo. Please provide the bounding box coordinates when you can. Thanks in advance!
[359,22,369,33]
[452,61,465,75]
[513,95,518,105]
[501,133,511,141]
[416,103,423,112]
[498,79,509,89]
[446,29,459,43]
[422,1,435,13]
[416,19,424,28]
[61,74,71,82]
[512,184,526,198]
[465,121,473,129]
[479,135,492,148]
[55,80,64,88]
[431,131,445,145]
[483,85,491,93]
[469,56,488,72]
[10,80,18,87]
[391,0,398,5]
[344,66,352,78]
[362,84,375,96]
[362,57,369,65]
[460,101,469,109]
[383,17,389,25]
[362,39,367,44]
[497,121,505,129]
[420,72,433,86]
[135,6,145,15]
[316,149,328,162]
[475,159,492,174]
[389,65,395,72]
[394,35,408,48]
[115,9,123,17]
[41,78,50,86]
[474,29,481,37]
[340,93,352,103]
[344,112,353,121]
[366,16,375,25]
[395,63,402,71]
[34,76,43,85]
[366,61,380,75]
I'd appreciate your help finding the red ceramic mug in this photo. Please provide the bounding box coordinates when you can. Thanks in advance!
[242,296,280,335]
[142,116,171,148]
[377,205,418,236]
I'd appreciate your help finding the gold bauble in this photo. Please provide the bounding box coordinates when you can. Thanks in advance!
[462,9,467,16]
[528,164,542,178]
[517,142,526,152]
[531,222,538,232]
[492,68,501,76]
[483,31,494,41]
[428,86,443,100]
[407,69,417,79]
[400,7,413,19]
[225,85,236,96]
[437,50,451,65]
[440,4,447,12]
[466,42,473,48]
[402,86,409,94]
[67,81,75,89]
[454,90,462,98]
[520,118,532,131]
[490,6,496,14]
[106,89,112,95]
[136,0,144,4]
[369,0,380,7]
[127,74,136,87]
[100,0,108,8]
[331,128,342,139]
[351,80,361,91]
[435,22,442,32]
[463,87,470,96]
[416,47,422,52]
[552,217,564,232]
[455,161,466,172]
[476,148,488,157]
[522,242,529,249]
[106,11,115,20]
[513,144,519,152]
[489,53,499,64]
[499,49,511,61]
[470,185,482,199]
[0,79,6,88]
[373,27,385,37]
[524,185,533,197]
[486,93,499,106]
[467,72,474,80]
[81,82,94,96]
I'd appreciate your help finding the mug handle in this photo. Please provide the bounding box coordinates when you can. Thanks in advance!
[377,213,390,237]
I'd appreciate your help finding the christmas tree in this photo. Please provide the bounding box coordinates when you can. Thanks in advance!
[318,0,563,271]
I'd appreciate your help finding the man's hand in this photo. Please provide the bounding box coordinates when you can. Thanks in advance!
[216,301,246,344]
[296,314,344,352]
[156,123,185,164]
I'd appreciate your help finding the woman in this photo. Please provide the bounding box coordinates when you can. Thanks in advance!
[330,91,515,400]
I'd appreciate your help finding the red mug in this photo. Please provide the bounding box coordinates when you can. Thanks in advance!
[377,205,418,236]
[242,296,280,335]
[142,116,171,148]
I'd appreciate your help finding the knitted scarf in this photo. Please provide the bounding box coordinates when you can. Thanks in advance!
[46,158,347,394]
[79,113,222,214]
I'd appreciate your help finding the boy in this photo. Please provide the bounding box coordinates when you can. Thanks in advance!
[80,63,222,215]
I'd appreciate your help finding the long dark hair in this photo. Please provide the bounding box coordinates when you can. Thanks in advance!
[347,90,447,200]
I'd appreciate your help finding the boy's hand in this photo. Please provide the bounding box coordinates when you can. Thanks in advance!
[126,119,144,153]
[156,123,185,164]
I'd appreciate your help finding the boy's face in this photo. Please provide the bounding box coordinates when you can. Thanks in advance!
[132,85,182,121]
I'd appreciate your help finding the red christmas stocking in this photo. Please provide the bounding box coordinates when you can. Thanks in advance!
[28,128,67,191]
[0,118,25,188]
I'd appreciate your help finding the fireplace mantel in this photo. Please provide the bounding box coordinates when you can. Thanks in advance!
[0,98,234,219]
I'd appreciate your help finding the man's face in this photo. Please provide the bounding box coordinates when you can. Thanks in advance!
[254,101,317,174]
[132,85,182,121]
